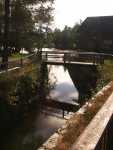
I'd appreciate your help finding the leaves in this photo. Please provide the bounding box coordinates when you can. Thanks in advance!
[15,75,37,105]
[0,0,54,51]
[52,24,81,50]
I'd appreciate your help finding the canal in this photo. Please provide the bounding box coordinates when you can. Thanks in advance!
[0,64,79,150]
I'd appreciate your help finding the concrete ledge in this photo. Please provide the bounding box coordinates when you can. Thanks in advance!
[71,92,113,150]
[38,81,113,150]
[38,112,74,150]
[0,67,20,74]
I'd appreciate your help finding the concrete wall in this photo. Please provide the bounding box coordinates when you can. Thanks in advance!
[38,81,113,150]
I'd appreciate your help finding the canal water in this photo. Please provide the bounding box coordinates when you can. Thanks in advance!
[48,65,79,103]
[0,65,79,150]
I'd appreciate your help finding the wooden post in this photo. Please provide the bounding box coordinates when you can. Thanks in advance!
[93,55,95,64]
[45,52,48,61]
[20,57,23,67]
[62,109,65,118]
[101,56,104,65]
[63,53,66,64]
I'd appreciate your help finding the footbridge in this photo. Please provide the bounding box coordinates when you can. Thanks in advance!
[41,50,109,66]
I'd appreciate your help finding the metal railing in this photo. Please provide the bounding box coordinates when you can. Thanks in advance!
[41,51,106,64]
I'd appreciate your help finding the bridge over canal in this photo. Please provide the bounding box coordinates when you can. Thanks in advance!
[39,50,108,116]
[41,50,105,66]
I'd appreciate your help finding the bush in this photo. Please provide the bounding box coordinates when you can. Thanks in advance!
[15,75,37,107]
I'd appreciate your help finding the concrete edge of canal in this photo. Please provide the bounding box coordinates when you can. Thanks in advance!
[38,81,113,150]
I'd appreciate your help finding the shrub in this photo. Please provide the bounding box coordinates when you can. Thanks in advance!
[15,75,37,107]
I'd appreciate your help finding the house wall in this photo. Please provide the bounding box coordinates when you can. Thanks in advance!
[76,32,113,52]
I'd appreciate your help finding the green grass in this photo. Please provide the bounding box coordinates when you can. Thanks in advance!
[94,60,113,93]
[9,53,28,60]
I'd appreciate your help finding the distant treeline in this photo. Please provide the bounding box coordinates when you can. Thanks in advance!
[49,24,80,50]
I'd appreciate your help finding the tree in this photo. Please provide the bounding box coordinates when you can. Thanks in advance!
[61,26,73,49]
[0,0,54,67]
[53,28,62,49]
[52,23,81,50]
[8,0,54,52]
[10,0,34,51]
[1,0,10,68]
[0,1,4,51]
[11,0,54,52]
[33,1,54,51]
[15,75,37,107]
[71,23,81,49]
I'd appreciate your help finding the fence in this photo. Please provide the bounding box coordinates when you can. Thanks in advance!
[42,51,106,64]
[0,53,38,70]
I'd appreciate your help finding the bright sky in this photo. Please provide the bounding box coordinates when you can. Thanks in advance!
[54,0,113,29]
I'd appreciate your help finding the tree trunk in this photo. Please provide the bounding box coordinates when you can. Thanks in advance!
[2,0,10,69]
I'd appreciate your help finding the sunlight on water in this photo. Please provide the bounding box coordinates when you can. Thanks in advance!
[48,65,79,103]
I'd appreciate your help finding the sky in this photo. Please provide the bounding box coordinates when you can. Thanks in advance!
[54,0,113,29]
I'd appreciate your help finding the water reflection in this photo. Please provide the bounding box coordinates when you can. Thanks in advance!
[1,65,79,150]
[1,112,65,150]
[48,65,79,103]
[0,48,99,150]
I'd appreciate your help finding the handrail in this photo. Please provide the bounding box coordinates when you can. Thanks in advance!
[41,50,113,58]
[42,51,105,65]
[71,92,113,150]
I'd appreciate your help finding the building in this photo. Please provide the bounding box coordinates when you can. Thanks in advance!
[76,16,113,53]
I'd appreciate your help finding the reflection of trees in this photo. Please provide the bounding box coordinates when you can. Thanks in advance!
[38,63,57,101]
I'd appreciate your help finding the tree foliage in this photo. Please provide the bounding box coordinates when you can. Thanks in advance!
[52,23,81,50]
[15,75,37,106]
[0,0,54,53]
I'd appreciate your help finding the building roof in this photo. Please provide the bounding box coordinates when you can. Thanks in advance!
[78,16,113,34]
